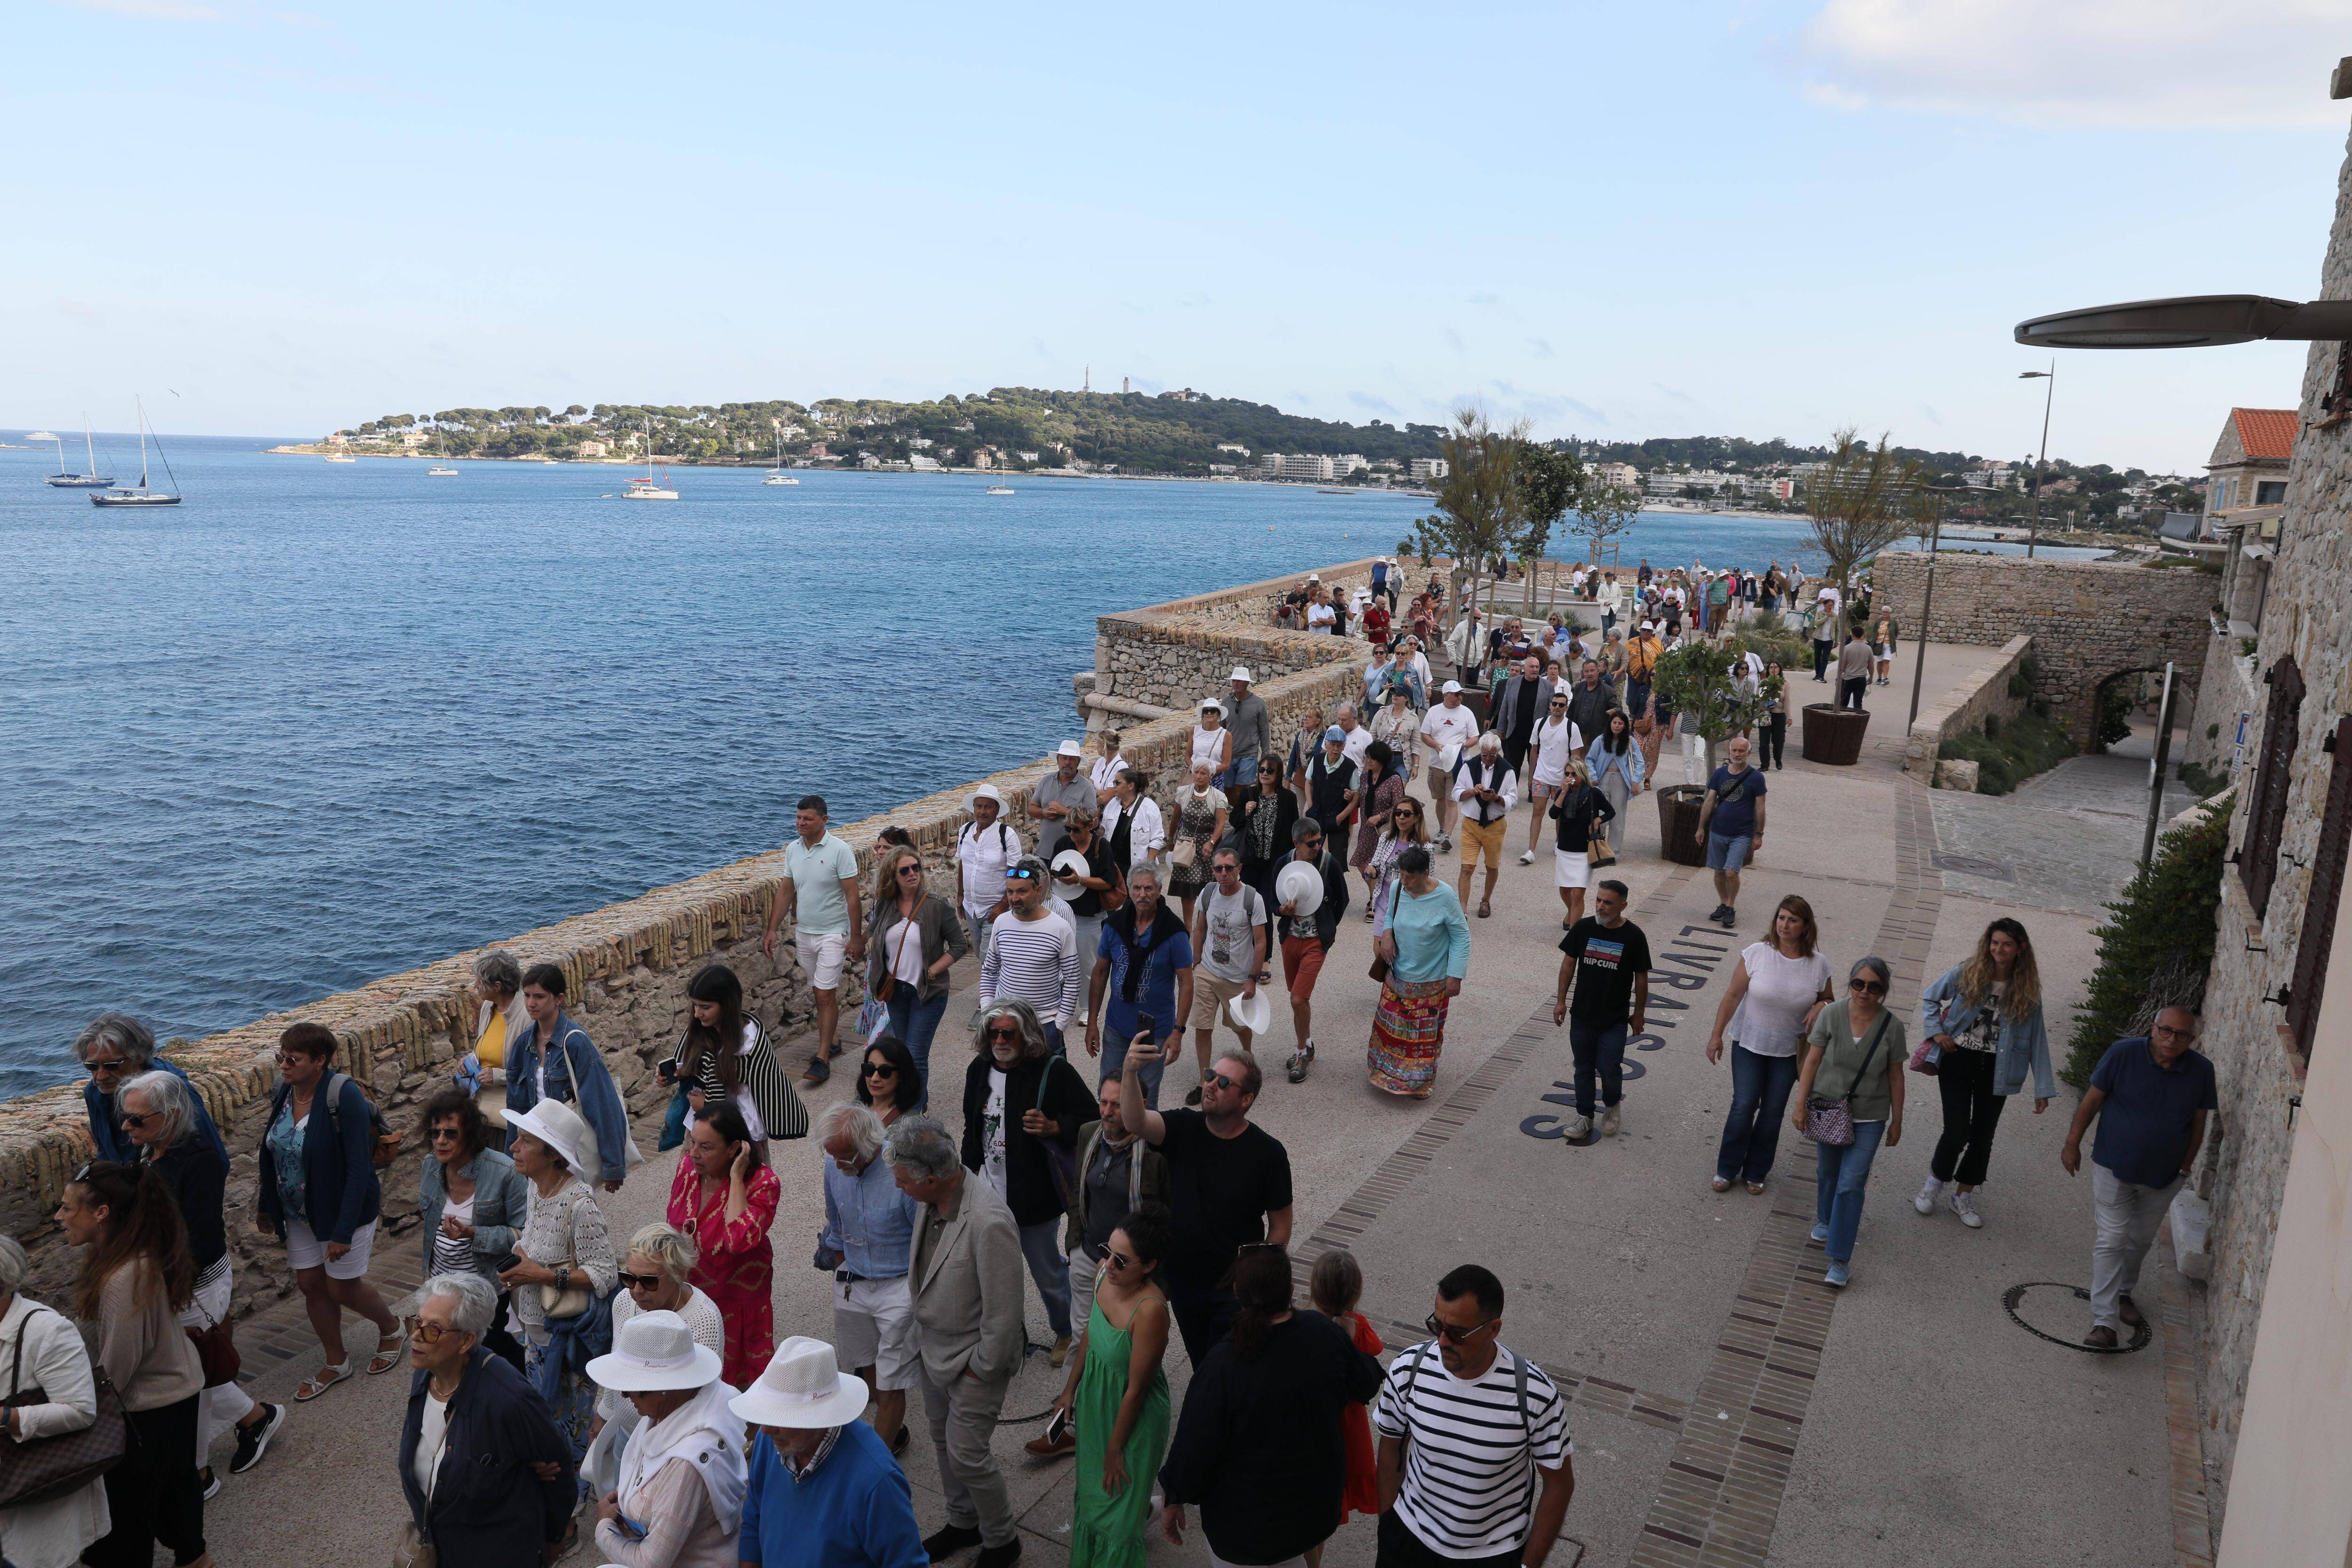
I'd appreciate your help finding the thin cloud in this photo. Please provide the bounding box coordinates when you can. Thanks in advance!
[1799,0,2346,128]
[1443,328,1466,355]
[1653,382,1695,405]
[1469,291,1502,307]
[1528,338,1555,359]
[62,0,220,16]
[1349,391,1402,416]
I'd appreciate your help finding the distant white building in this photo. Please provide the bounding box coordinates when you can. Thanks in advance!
[1331,454,1368,478]
[1588,461,1638,491]
[1409,457,1449,482]
[1275,453,1335,481]
[578,439,609,458]
[1216,443,1251,456]
[908,454,942,471]
[1016,450,1039,462]
[397,430,430,448]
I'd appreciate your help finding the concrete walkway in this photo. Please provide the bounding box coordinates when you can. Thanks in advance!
[193,641,2201,1568]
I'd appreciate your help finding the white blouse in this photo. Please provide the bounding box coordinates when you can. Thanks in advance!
[0,1297,110,1568]
[1728,942,1834,1060]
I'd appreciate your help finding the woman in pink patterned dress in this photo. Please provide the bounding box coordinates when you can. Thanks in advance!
[663,1101,779,1387]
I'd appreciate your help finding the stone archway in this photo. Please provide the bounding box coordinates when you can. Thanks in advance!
[2085,663,2193,756]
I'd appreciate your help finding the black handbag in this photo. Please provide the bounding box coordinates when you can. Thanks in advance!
[0,1305,130,1509]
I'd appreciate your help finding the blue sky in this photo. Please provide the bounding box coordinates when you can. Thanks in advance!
[6,0,2346,471]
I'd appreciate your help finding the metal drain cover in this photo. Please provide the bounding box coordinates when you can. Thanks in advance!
[1933,852,2016,881]
[2002,1281,2152,1354]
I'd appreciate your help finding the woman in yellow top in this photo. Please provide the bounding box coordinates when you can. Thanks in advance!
[458,950,529,1121]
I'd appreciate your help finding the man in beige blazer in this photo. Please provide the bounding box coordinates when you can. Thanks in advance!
[888,1114,1028,1568]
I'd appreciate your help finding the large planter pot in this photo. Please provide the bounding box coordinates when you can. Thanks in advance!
[1655,784,1709,866]
[1802,702,1870,765]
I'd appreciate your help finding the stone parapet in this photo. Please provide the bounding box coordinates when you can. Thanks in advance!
[0,560,1388,1314]
[1871,552,2212,743]
[1902,635,2035,783]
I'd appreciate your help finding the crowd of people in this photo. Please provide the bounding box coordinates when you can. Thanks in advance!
[10,554,2217,1568]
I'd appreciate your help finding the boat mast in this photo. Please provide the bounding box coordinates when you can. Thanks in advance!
[83,413,96,478]
[136,398,150,491]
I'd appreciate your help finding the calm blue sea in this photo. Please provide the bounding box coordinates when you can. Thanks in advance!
[0,434,2096,1094]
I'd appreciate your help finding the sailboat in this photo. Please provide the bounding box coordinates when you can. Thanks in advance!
[45,415,114,488]
[762,427,797,485]
[621,420,677,500]
[427,430,457,476]
[90,397,182,507]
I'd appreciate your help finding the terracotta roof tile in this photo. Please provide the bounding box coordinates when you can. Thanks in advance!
[2232,407,2297,461]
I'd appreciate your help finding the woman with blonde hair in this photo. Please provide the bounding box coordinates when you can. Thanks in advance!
[1914,917,2051,1227]
[1367,792,1430,938]
[1705,896,1835,1194]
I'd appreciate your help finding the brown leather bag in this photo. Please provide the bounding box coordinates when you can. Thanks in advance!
[187,1316,241,1387]
[0,1307,129,1509]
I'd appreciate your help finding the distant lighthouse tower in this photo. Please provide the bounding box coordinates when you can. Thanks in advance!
[1083,366,1090,394]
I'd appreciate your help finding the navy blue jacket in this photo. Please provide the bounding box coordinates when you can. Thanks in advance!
[398,1346,577,1567]
[256,1074,382,1246]
[85,1054,229,1168]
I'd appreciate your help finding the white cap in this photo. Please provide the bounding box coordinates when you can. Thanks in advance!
[1441,680,1462,694]
[1230,666,1253,684]
[970,783,1004,809]
[1056,740,1083,758]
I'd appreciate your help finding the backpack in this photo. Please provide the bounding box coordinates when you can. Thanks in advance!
[278,1070,402,1169]
[1394,1340,1540,1517]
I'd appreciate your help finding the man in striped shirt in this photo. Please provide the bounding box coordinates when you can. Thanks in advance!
[979,855,1083,1056]
[1373,1265,1574,1568]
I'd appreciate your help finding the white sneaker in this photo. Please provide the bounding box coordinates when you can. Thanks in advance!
[1563,1114,1593,1140]
[1950,1191,1984,1229]
[1914,1176,1944,1215]
[1518,850,1535,865]
[1599,1105,1621,1138]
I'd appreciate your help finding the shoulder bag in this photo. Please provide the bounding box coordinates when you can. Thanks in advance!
[1034,1057,1086,1212]
[1367,881,1404,983]
[540,1188,596,1321]
[1804,1010,1892,1147]
[0,1306,129,1509]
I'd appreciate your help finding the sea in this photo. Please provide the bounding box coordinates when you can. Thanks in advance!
[0,434,2106,1095]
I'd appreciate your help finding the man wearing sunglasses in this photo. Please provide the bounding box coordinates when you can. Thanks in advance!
[1118,1044,1292,1368]
[1373,1265,1573,1568]
[75,1011,229,1168]
[1085,864,1194,1108]
[978,856,1082,1056]
[1551,879,1651,1141]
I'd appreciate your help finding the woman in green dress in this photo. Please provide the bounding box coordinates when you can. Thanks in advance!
[1051,1201,1174,1568]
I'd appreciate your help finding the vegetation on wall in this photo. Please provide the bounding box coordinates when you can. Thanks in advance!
[2064,801,2229,1084]
[1939,708,2078,794]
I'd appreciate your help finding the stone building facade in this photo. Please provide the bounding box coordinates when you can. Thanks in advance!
[0,560,1384,1313]
[1869,551,2213,743]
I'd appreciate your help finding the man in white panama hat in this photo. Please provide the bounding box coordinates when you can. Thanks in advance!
[1029,740,1095,864]
[585,1309,747,1565]
[957,782,1021,1031]
[733,1336,925,1568]
[1225,666,1270,790]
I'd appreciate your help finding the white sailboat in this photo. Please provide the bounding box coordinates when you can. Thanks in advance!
[324,432,357,463]
[44,414,114,488]
[427,430,457,476]
[985,484,1015,495]
[90,397,182,507]
[621,420,677,500]
[762,427,796,485]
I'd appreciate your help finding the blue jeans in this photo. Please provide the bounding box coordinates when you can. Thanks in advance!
[1018,1218,1073,1339]
[1568,1019,1628,1117]
[1098,1010,1168,1106]
[1217,756,1259,792]
[885,987,948,1111]
[1717,1044,1800,1183]
[1813,1118,1887,1262]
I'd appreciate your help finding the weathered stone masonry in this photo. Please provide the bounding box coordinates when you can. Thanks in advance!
[0,560,1395,1313]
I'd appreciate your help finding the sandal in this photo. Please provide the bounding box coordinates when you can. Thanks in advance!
[295,1362,353,1401]
[1709,1177,1732,1193]
[1477,900,1492,919]
[366,1323,408,1375]
[1746,1180,1767,1195]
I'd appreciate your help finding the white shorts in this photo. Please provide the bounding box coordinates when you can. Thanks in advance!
[833,1273,919,1392]
[1531,776,1565,801]
[797,929,848,991]
[1554,850,1591,890]
[285,1217,377,1280]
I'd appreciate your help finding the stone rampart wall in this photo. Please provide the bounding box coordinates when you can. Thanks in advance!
[0,561,1379,1315]
[2185,617,2261,780]
[1871,551,2214,743]
[1902,635,2034,782]
[2189,178,2352,1487]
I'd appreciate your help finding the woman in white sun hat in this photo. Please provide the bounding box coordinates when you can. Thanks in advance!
[586,1308,746,1568]
[496,1097,618,1464]
[732,1337,926,1568]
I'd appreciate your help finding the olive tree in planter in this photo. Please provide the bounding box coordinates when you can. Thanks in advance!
[1649,641,1774,860]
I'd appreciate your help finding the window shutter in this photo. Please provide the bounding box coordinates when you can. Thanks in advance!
[2287,716,2352,1056]
[2241,655,2304,918]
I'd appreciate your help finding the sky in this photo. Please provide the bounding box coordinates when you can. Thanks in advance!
[7,0,2350,473]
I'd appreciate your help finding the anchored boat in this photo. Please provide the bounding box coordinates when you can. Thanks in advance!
[90,397,181,507]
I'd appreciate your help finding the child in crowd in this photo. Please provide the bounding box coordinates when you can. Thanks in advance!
[1310,1248,1385,1530]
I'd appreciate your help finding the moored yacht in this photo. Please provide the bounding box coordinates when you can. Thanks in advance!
[90,397,181,507]
[44,415,113,488]
[621,419,677,499]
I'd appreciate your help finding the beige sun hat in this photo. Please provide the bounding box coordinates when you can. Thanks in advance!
[501,1097,601,1179]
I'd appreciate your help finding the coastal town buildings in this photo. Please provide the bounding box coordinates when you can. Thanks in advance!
[2204,406,2295,541]
[1408,455,1449,481]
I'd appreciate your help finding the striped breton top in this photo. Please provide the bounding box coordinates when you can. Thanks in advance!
[980,907,1083,1026]
[1371,1341,1571,1558]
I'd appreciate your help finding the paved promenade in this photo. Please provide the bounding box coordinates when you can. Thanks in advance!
[194,642,2203,1568]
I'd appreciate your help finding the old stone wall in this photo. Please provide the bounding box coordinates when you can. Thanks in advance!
[1093,617,1354,716]
[2185,617,2262,780]
[0,561,1381,1319]
[2190,135,2352,1493]
[1870,551,2213,743]
[1901,635,2034,783]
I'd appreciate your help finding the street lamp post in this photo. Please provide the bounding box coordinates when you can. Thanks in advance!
[1907,487,1959,733]
[2019,365,2055,559]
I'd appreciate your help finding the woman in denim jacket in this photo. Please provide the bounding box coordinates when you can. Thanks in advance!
[1912,918,2052,1228]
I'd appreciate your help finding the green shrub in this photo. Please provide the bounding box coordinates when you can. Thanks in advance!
[2006,655,2040,700]
[2176,760,2229,798]
[2095,680,2135,750]
[1938,707,2078,794]
[2064,804,2228,1084]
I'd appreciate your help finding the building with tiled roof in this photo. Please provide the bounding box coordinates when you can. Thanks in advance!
[2204,406,2296,539]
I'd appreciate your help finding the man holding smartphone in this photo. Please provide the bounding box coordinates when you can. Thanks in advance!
[1085,864,1192,1108]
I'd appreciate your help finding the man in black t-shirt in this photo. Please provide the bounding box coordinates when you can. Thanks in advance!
[1116,1043,1294,1365]
[1552,878,1651,1141]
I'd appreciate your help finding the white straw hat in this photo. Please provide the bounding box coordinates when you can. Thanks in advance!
[1057,739,1084,758]
[729,1337,872,1429]
[970,783,1004,809]
[1050,848,1089,882]
[502,1098,601,1181]
[586,1309,723,1393]
[1226,987,1271,1035]
[1230,666,1253,683]
[1276,861,1326,917]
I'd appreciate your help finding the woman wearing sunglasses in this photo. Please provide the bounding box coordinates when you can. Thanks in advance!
[856,1036,925,1125]
[414,1088,532,1370]
[867,844,971,1110]
[588,1223,725,1461]
[1050,1202,1173,1568]
[1790,958,1907,1289]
